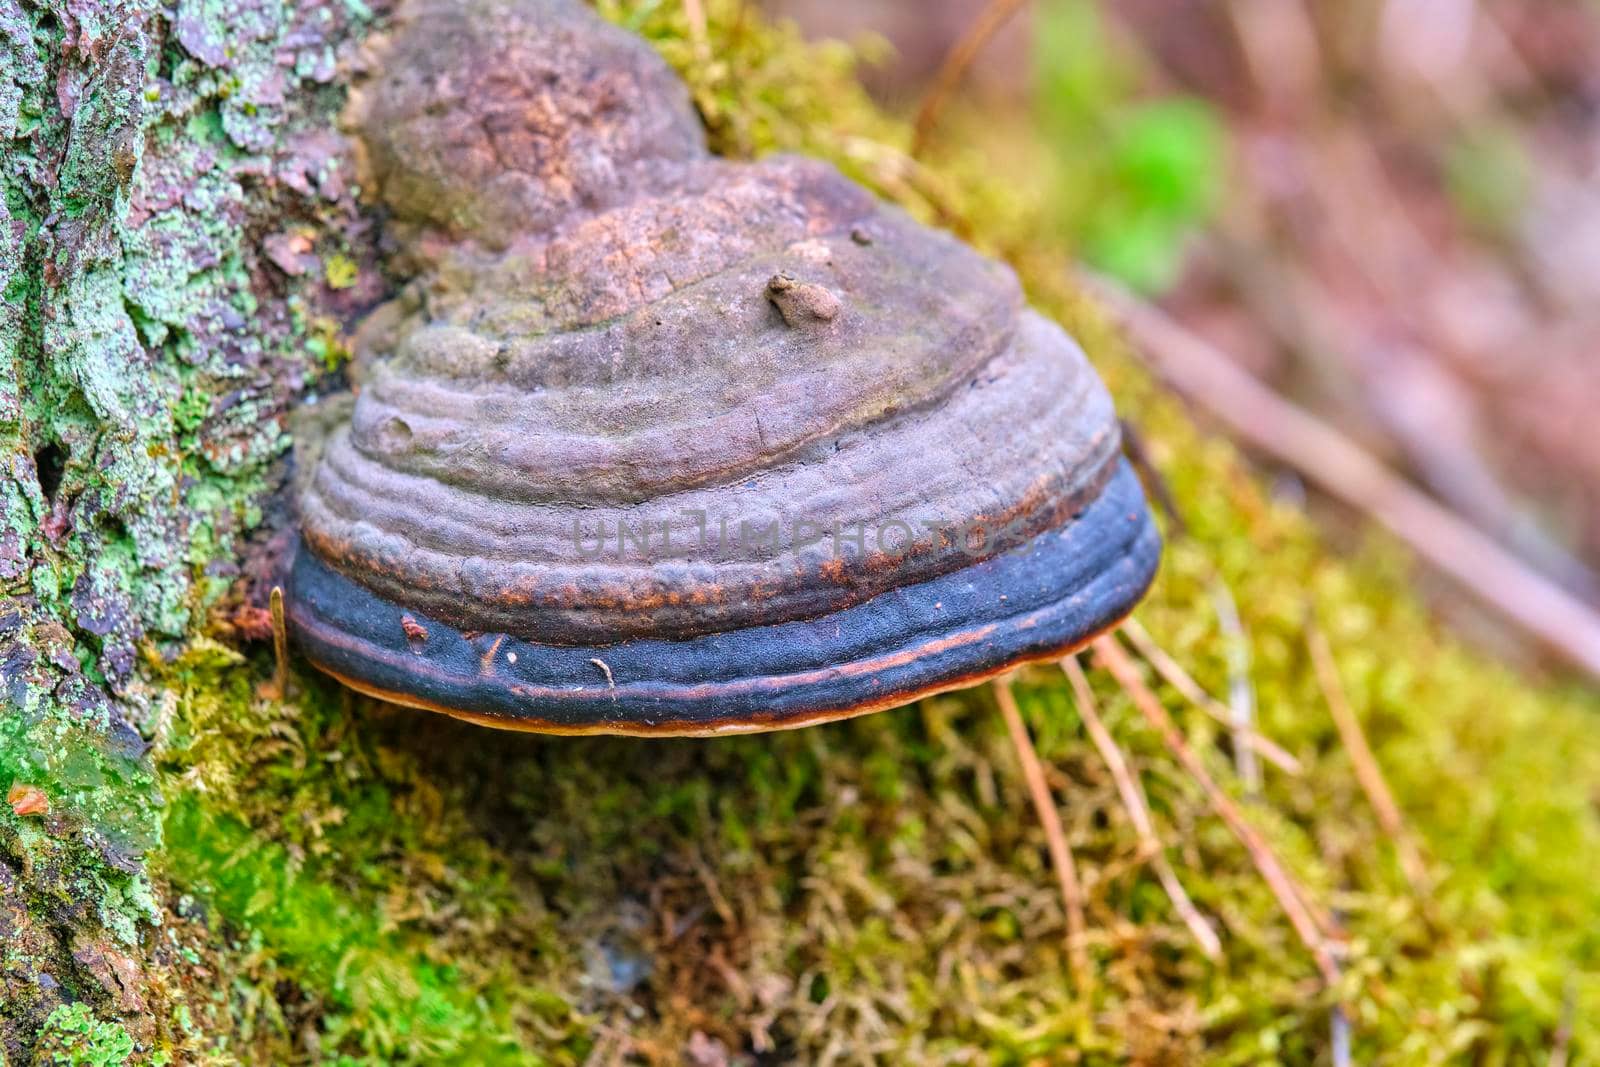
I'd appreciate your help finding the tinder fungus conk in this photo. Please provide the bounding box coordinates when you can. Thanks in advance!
[284,0,1162,734]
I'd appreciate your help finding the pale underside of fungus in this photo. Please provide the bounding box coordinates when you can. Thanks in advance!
[284,0,1161,734]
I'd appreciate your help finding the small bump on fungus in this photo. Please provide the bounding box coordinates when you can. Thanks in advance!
[282,0,1162,735]
[767,272,842,327]
[400,614,428,652]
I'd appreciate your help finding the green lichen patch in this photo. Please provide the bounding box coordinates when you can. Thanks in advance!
[34,1004,136,1067]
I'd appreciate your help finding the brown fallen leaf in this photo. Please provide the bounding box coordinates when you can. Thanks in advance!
[8,784,49,817]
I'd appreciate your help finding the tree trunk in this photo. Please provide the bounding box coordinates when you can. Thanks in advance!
[1,0,376,1055]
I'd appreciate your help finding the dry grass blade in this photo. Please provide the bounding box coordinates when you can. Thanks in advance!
[1062,656,1223,960]
[911,0,1031,157]
[1550,975,1577,1067]
[682,0,710,63]
[264,585,289,701]
[1307,624,1431,897]
[1331,1003,1352,1067]
[1212,581,1262,793]
[1121,617,1302,775]
[991,676,1093,992]
[1091,635,1343,987]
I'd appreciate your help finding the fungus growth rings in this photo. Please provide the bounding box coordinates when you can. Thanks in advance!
[282,0,1162,734]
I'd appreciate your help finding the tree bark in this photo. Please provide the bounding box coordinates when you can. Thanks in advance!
[1,0,378,1054]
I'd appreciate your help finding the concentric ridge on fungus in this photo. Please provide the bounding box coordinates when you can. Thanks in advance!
[285,0,1162,734]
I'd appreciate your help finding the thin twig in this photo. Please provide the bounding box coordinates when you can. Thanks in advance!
[682,0,710,64]
[910,0,1030,158]
[1120,618,1303,775]
[1196,0,1600,603]
[992,676,1093,992]
[1201,226,1600,605]
[266,585,289,700]
[1550,974,1576,1067]
[1120,417,1188,537]
[1062,657,1223,960]
[1307,624,1430,898]
[1087,272,1600,683]
[1092,635,1343,987]
[1330,1003,1352,1067]
[1212,580,1262,794]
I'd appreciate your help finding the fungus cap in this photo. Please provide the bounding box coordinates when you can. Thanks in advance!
[285,0,1162,734]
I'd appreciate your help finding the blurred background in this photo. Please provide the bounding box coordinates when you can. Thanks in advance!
[762,0,1600,675]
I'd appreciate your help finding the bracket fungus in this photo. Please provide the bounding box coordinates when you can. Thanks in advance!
[284,0,1162,734]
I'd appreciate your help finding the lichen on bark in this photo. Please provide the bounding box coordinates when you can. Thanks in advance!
[1,0,379,1055]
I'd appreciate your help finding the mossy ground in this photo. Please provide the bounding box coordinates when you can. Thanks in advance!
[9,1,1600,1063]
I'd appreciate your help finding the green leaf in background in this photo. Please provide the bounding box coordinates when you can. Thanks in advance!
[1033,0,1130,124]
[1445,121,1532,238]
[1085,97,1225,291]
[1032,0,1226,292]
[1110,98,1224,219]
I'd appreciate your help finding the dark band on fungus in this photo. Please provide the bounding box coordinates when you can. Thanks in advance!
[288,462,1159,734]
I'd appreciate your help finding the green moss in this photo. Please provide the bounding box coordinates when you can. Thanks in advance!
[322,254,359,291]
[161,796,567,1063]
